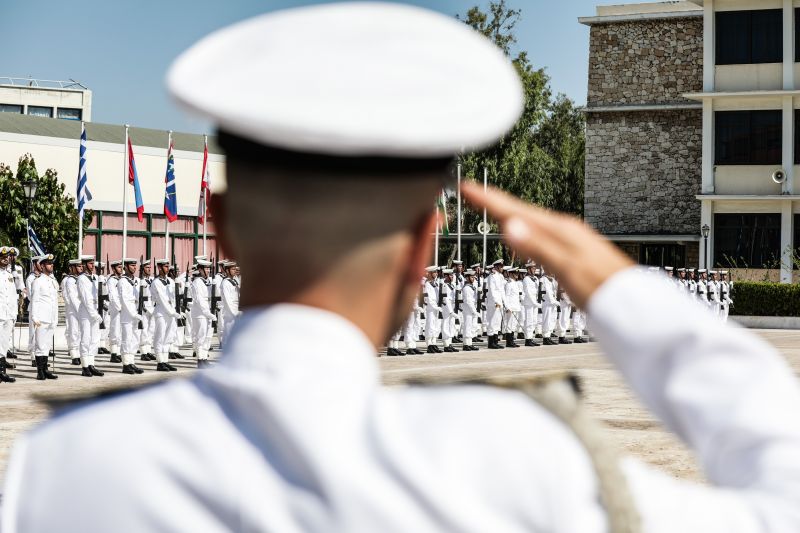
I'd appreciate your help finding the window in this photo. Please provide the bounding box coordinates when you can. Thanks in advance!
[717,9,783,65]
[0,104,23,114]
[27,106,53,118]
[714,213,781,268]
[56,107,82,120]
[640,244,686,268]
[715,110,781,165]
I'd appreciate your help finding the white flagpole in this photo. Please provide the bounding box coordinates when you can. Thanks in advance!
[202,134,208,256]
[78,120,84,257]
[434,199,440,266]
[457,164,462,262]
[482,167,487,265]
[122,125,129,262]
[165,130,172,260]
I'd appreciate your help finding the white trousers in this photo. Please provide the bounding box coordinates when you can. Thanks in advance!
[34,323,55,358]
[78,314,99,365]
[461,313,476,346]
[220,311,237,348]
[0,319,12,356]
[120,319,140,360]
[441,312,456,345]
[28,320,35,358]
[556,304,571,337]
[108,311,121,353]
[139,312,154,353]
[192,316,211,359]
[502,309,521,334]
[403,311,417,349]
[65,311,80,353]
[573,310,587,337]
[486,303,502,335]
[523,305,539,339]
[424,309,441,342]
[542,303,557,336]
[153,313,177,360]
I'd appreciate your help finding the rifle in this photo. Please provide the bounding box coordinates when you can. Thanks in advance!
[98,254,109,329]
[437,279,444,319]
[210,255,220,332]
[172,254,185,327]
[182,261,191,316]
[137,255,145,330]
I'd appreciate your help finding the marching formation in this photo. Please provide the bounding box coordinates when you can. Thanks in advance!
[663,266,734,322]
[388,257,591,356]
[0,246,241,382]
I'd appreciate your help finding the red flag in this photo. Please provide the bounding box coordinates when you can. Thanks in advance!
[198,141,212,225]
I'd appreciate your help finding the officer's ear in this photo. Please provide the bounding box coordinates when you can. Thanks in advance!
[405,210,436,286]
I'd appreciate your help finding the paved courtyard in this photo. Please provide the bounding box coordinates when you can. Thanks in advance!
[0,327,798,486]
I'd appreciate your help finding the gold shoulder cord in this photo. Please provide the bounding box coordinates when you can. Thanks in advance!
[405,373,642,533]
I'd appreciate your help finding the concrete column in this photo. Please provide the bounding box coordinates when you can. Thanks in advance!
[782,95,795,194]
[784,0,795,90]
[700,200,713,270]
[702,99,715,194]
[704,0,715,92]
[780,200,793,284]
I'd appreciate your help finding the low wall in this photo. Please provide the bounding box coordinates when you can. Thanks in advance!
[732,316,800,330]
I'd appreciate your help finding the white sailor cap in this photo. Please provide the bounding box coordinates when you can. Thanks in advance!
[194,255,208,262]
[665,266,674,271]
[464,269,476,276]
[424,266,439,273]
[697,269,707,273]
[721,271,729,275]
[223,261,238,269]
[524,261,536,268]
[109,260,122,267]
[492,259,504,266]
[68,259,82,266]
[37,254,54,264]
[155,259,170,266]
[469,263,481,269]
[710,270,718,275]
[502,265,515,272]
[168,3,522,159]
[452,261,463,265]
[677,268,686,272]
[534,268,542,275]
[123,258,139,265]
[442,268,454,275]
[80,255,95,262]
[517,268,527,273]
[196,259,213,267]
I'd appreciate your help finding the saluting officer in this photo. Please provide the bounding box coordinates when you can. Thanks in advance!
[30,255,58,381]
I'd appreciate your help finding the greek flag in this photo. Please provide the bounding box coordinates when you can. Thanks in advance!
[77,123,93,216]
[28,226,47,257]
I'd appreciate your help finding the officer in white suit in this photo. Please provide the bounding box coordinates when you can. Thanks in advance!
[150,259,179,372]
[61,260,82,364]
[422,266,441,354]
[521,261,540,347]
[118,259,144,375]
[0,247,18,382]
[219,262,240,349]
[106,260,123,363]
[7,5,800,533]
[460,269,479,351]
[29,255,58,381]
[190,259,215,368]
[485,258,506,349]
[76,256,104,377]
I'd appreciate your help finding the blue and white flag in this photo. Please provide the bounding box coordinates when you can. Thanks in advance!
[28,226,47,257]
[77,123,93,216]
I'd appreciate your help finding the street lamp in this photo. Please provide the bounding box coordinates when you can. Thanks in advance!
[22,179,37,272]
[701,224,710,271]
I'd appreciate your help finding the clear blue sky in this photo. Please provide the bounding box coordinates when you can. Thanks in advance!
[4,0,622,134]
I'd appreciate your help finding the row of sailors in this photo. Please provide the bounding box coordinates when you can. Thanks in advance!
[0,247,241,381]
[660,266,733,322]
[387,258,589,356]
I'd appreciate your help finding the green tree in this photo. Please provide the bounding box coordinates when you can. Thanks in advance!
[449,1,585,262]
[0,154,93,275]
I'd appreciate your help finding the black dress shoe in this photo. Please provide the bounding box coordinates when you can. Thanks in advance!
[516,332,525,340]
[573,337,586,344]
[6,351,17,359]
[82,367,93,377]
[385,348,397,356]
[412,349,424,355]
[192,352,197,358]
[89,365,104,376]
[71,358,81,366]
[169,352,185,359]
[2,359,15,369]
[97,347,110,355]
[43,367,58,380]
[427,345,438,354]
[406,349,416,356]
[131,364,144,374]
[165,362,177,371]
[156,362,171,372]
[535,334,543,339]
[505,334,520,348]
[0,372,16,383]
[110,354,122,363]
[524,339,540,347]
[31,360,37,367]
[122,365,136,375]
[443,346,458,353]
[542,337,557,346]
[558,337,573,345]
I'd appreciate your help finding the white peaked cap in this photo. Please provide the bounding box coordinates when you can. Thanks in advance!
[123,258,139,264]
[464,269,476,276]
[155,259,170,265]
[452,261,463,265]
[196,259,213,267]
[425,266,439,273]
[502,265,515,271]
[469,263,480,269]
[442,268,454,275]
[80,255,95,262]
[68,259,82,266]
[492,259,504,265]
[167,3,523,157]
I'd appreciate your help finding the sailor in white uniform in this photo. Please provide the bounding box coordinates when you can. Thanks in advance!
[485,259,506,349]
[219,261,241,348]
[0,247,18,382]
[190,259,215,368]
[61,260,82,364]
[138,260,156,361]
[5,247,24,361]
[76,256,104,377]
[150,259,179,372]
[25,258,42,362]
[29,255,58,381]
[422,266,442,354]
[6,5,800,533]
[501,266,521,348]
[539,269,559,345]
[439,268,458,353]
[106,260,123,363]
[460,269,479,351]
[719,271,732,322]
[521,261,540,347]
[118,259,144,375]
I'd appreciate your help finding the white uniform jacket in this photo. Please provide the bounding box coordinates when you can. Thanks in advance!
[503,279,521,312]
[486,271,505,308]
[76,273,101,322]
[151,278,179,318]
[521,275,539,308]
[0,269,17,321]
[60,276,80,315]
[30,275,59,325]
[221,277,240,317]
[190,277,214,320]
[118,277,140,323]
[5,269,800,532]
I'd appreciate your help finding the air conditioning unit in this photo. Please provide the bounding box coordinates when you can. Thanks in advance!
[772,169,787,184]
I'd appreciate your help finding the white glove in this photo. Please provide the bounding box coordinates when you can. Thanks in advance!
[92,314,103,324]
[205,313,215,321]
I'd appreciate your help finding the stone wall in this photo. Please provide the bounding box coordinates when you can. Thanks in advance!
[584,109,702,234]
[587,17,703,107]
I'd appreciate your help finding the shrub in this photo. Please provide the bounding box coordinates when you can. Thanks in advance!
[730,281,800,317]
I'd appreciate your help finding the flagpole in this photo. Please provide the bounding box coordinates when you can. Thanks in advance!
[165,130,172,260]
[456,164,462,262]
[482,167,487,265]
[202,134,208,256]
[78,121,84,257]
[122,125,129,262]
[434,198,440,266]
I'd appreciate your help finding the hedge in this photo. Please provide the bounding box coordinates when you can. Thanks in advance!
[730,281,800,317]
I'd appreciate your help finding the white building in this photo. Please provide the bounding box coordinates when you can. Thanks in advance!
[0,77,93,122]
[0,112,226,268]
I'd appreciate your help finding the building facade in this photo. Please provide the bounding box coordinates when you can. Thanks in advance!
[582,0,800,283]
[0,113,225,268]
[0,78,92,122]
